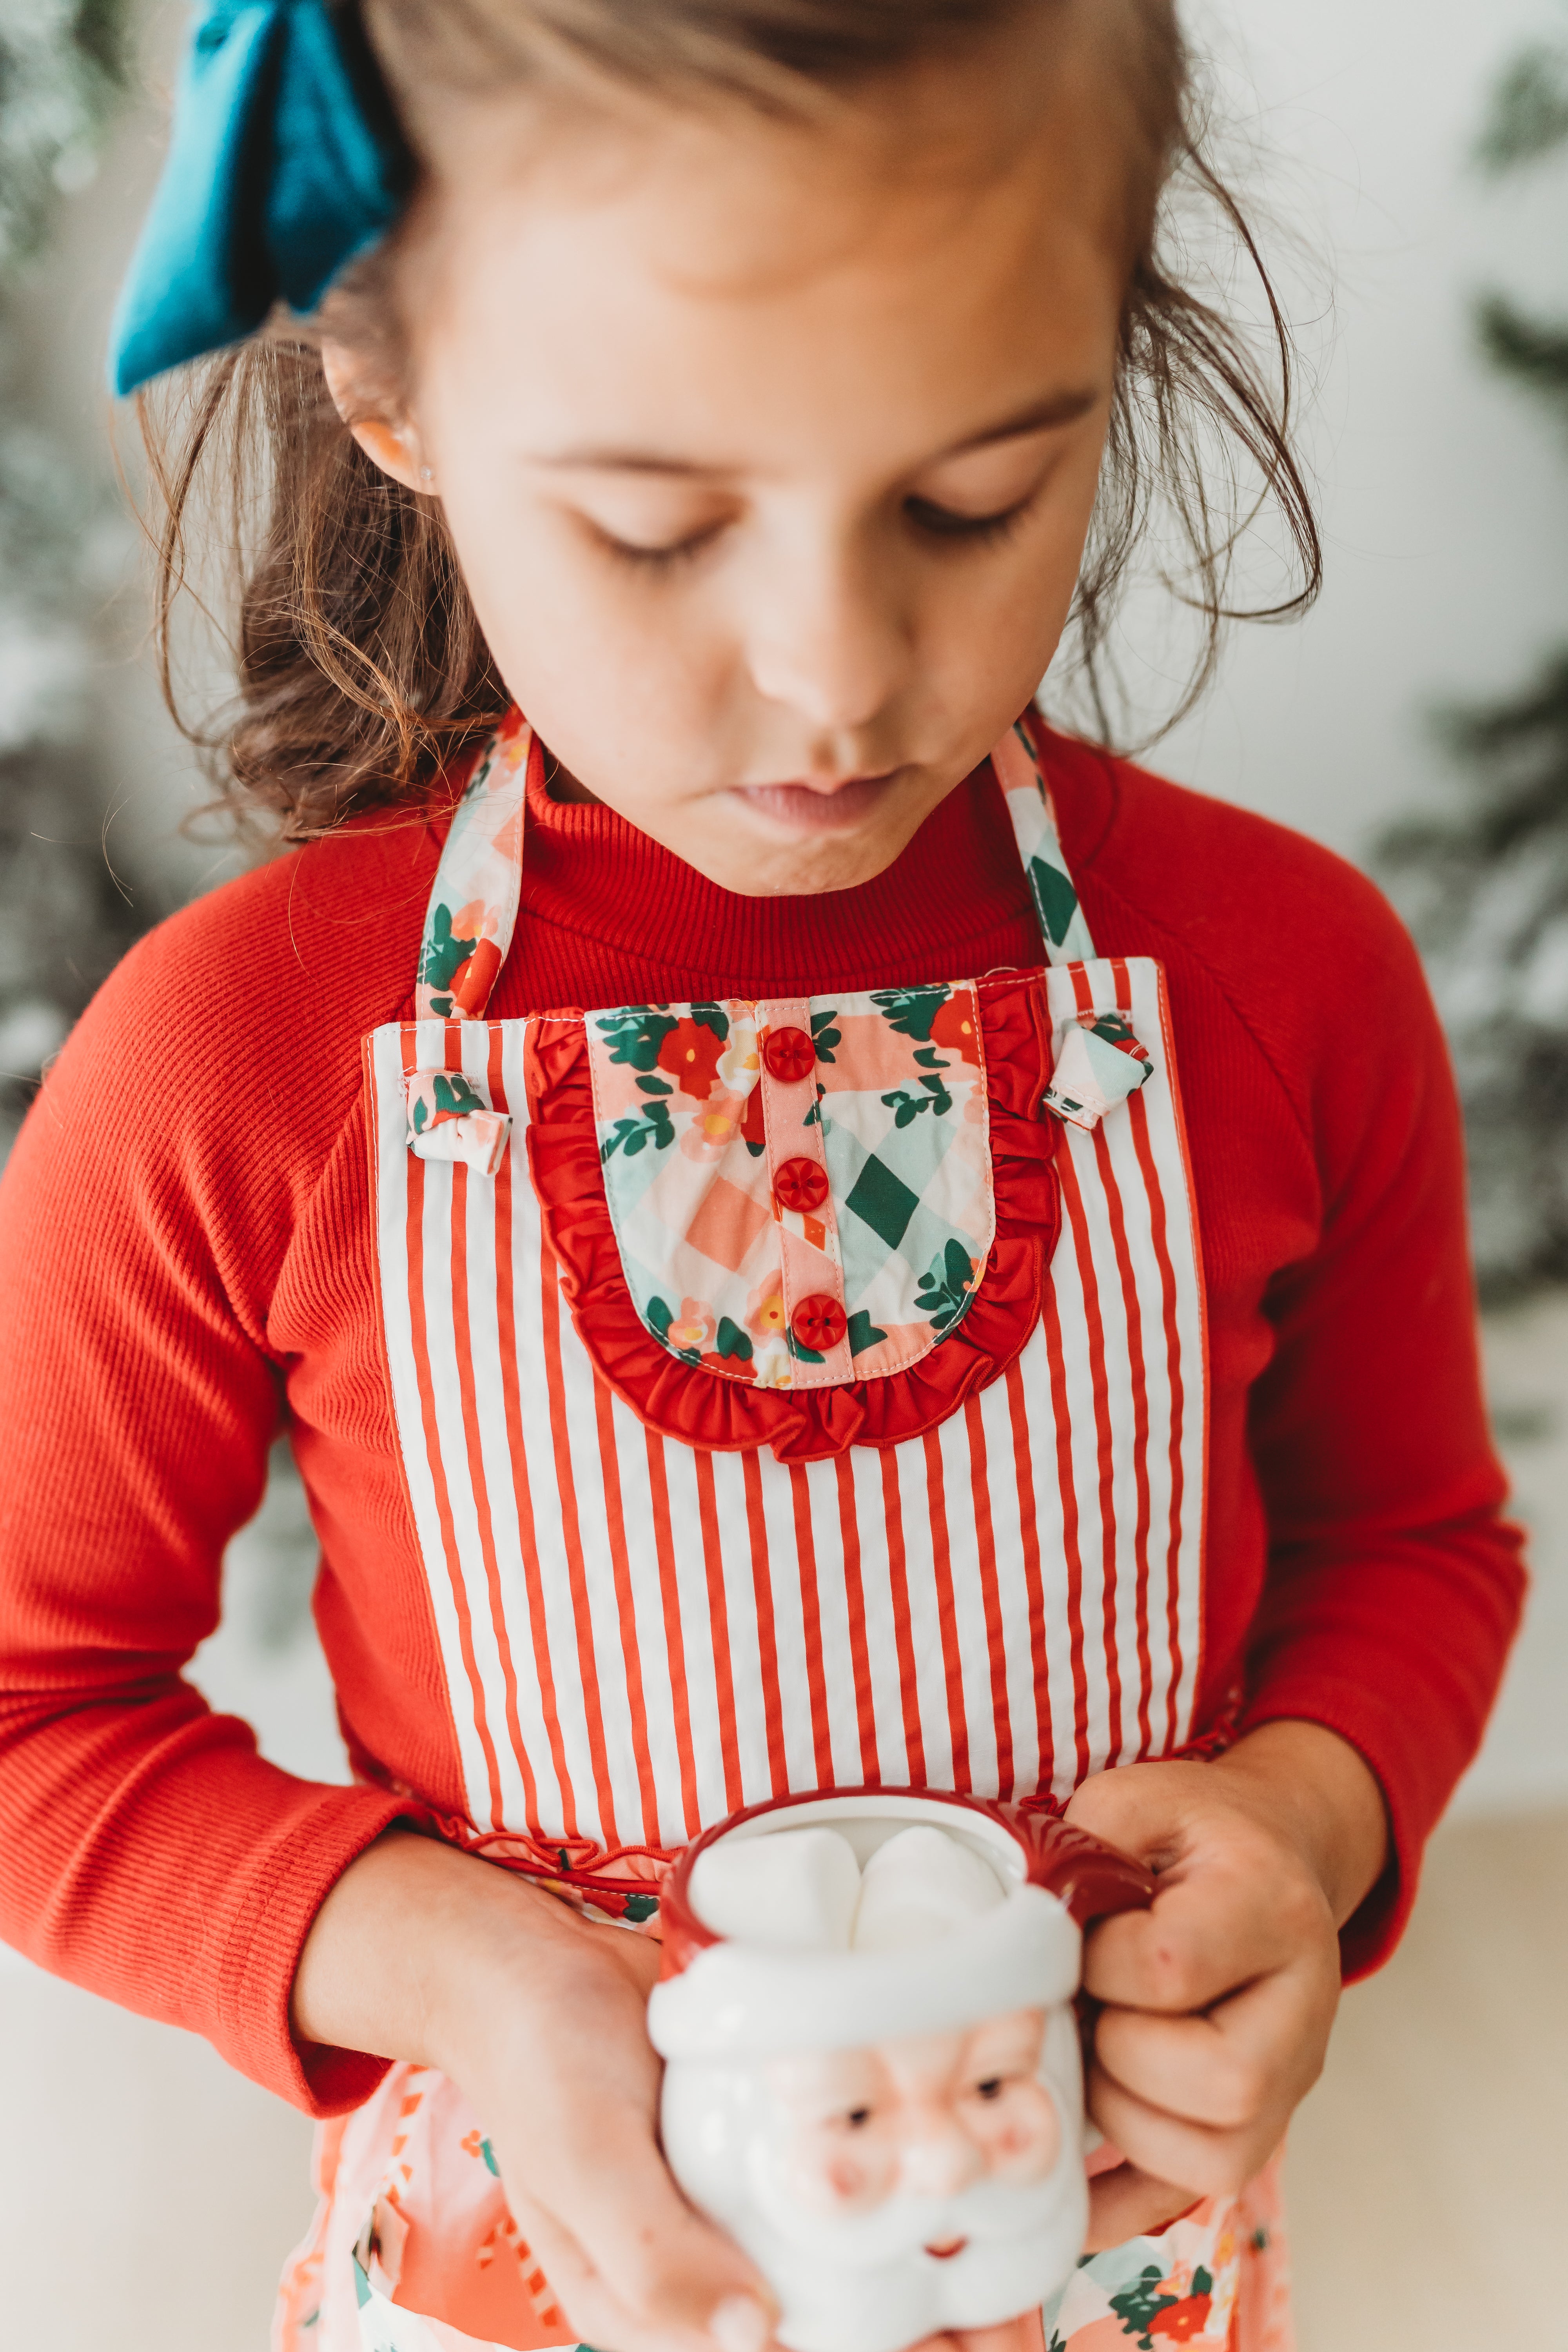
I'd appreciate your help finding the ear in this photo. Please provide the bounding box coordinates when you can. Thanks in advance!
[320,341,436,494]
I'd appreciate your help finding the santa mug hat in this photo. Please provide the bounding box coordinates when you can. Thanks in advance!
[649,1790,1154,2352]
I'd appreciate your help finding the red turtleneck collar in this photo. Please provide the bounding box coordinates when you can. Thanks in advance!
[487,754,1078,1018]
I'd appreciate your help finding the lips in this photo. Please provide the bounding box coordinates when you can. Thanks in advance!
[728,771,902,835]
[922,2237,969,2261]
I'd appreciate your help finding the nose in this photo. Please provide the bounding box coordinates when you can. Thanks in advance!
[744,528,911,740]
[895,2098,985,2200]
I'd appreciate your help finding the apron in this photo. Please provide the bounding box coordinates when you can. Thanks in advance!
[274,711,1291,2352]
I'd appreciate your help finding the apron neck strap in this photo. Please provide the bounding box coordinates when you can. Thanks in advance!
[414,713,536,1021]
[414,708,1096,1023]
[990,718,1099,966]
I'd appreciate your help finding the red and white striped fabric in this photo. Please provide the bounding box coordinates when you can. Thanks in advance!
[286,715,1219,2352]
[364,735,1206,1860]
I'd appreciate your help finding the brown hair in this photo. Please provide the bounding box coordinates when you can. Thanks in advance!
[139,0,1320,841]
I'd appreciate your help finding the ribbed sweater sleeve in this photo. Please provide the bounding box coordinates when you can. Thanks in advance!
[1062,754,1526,1974]
[1233,883,1524,1972]
[0,843,430,2113]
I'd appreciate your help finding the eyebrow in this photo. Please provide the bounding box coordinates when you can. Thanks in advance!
[947,386,1102,453]
[532,385,1102,476]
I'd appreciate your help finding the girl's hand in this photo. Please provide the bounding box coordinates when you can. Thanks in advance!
[1064,1719,1390,2251]
[292,1832,778,2352]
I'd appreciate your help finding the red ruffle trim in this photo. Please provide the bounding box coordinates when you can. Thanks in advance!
[523,974,1061,1463]
[426,1812,679,1926]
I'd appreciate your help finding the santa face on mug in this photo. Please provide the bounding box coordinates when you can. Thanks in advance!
[662,2001,1085,2352]
[650,1804,1114,2352]
[763,2005,1060,2236]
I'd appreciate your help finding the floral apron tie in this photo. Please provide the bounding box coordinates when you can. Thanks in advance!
[275,711,1291,2352]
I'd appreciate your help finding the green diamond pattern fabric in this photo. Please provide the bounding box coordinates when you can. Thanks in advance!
[586,984,994,1390]
[843,1153,921,1250]
[993,718,1099,966]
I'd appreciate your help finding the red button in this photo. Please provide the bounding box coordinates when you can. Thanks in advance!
[763,1025,816,1083]
[791,1292,847,1352]
[774,1156,829,1214]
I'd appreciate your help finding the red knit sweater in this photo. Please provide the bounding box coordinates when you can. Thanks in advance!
[0,731,1523,2115]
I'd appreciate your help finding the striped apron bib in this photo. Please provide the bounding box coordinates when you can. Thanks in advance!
[275,711,1292,2352]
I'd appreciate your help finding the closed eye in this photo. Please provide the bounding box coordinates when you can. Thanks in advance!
[904,492,1035,547]
[590,485,1038,568]
[974,2077,1005,2100]
[595,521,728,571]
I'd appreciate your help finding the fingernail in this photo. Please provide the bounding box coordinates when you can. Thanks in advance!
[710,2294,772,2352]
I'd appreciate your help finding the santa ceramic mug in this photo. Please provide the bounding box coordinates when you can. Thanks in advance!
[648,1789,1156,2352]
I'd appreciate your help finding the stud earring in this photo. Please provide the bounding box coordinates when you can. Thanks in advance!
[419,466,434,485]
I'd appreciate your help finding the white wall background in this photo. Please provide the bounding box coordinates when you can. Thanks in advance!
[1161,0,1568,855]
[2,2,1567,2346]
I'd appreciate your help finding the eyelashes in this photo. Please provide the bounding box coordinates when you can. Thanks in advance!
[902,491,1037,548]
[597,521,728,572]
[593,488,1039,573]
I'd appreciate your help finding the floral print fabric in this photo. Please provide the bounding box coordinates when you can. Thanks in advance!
[1043,1010,1155,1132]
[1044,2158,1292,2352]
[413,710,533,1025]
[522,977,1060,1461]
[405,1069,512,1180]
[274,2065,570,2352]
[584,986,994,1391]
[275,2073,1291,2352]
[407,709,529,1176]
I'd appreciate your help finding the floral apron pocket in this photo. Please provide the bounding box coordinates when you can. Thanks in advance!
[524,971,1062,1463]
[585,984,995,1385]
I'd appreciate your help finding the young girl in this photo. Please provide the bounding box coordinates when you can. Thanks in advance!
[0,2,1523,2348]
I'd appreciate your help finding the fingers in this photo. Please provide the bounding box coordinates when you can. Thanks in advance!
[1081,1831,1333,2013]
[949,2312,1049,2352]
[576,2146,769,2331]
[1093,1956,1329,2129]
[513,2204,772,2352]
[903,2308,1048,2352]
[499,2191,645,2352]
[468,1919,777,2352]
[1069,1757,1302,2014]
[1064,1755,1204,1865]
[502,2112,774,2351]
[506,2165,777,2352]
[1087,2056,1287,2201]
[1085,1949,1334,2196]
[1083,2161,1199,2252]
[1066,1756,1346,2202]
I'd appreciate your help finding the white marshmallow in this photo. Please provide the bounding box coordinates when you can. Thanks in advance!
[690,1826,862,1950]
[850,1824,1006,1951]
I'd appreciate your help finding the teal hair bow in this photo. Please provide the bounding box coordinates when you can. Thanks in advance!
[109,0,414,396]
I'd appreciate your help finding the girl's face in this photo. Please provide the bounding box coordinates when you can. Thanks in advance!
[338,31,1131,895]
